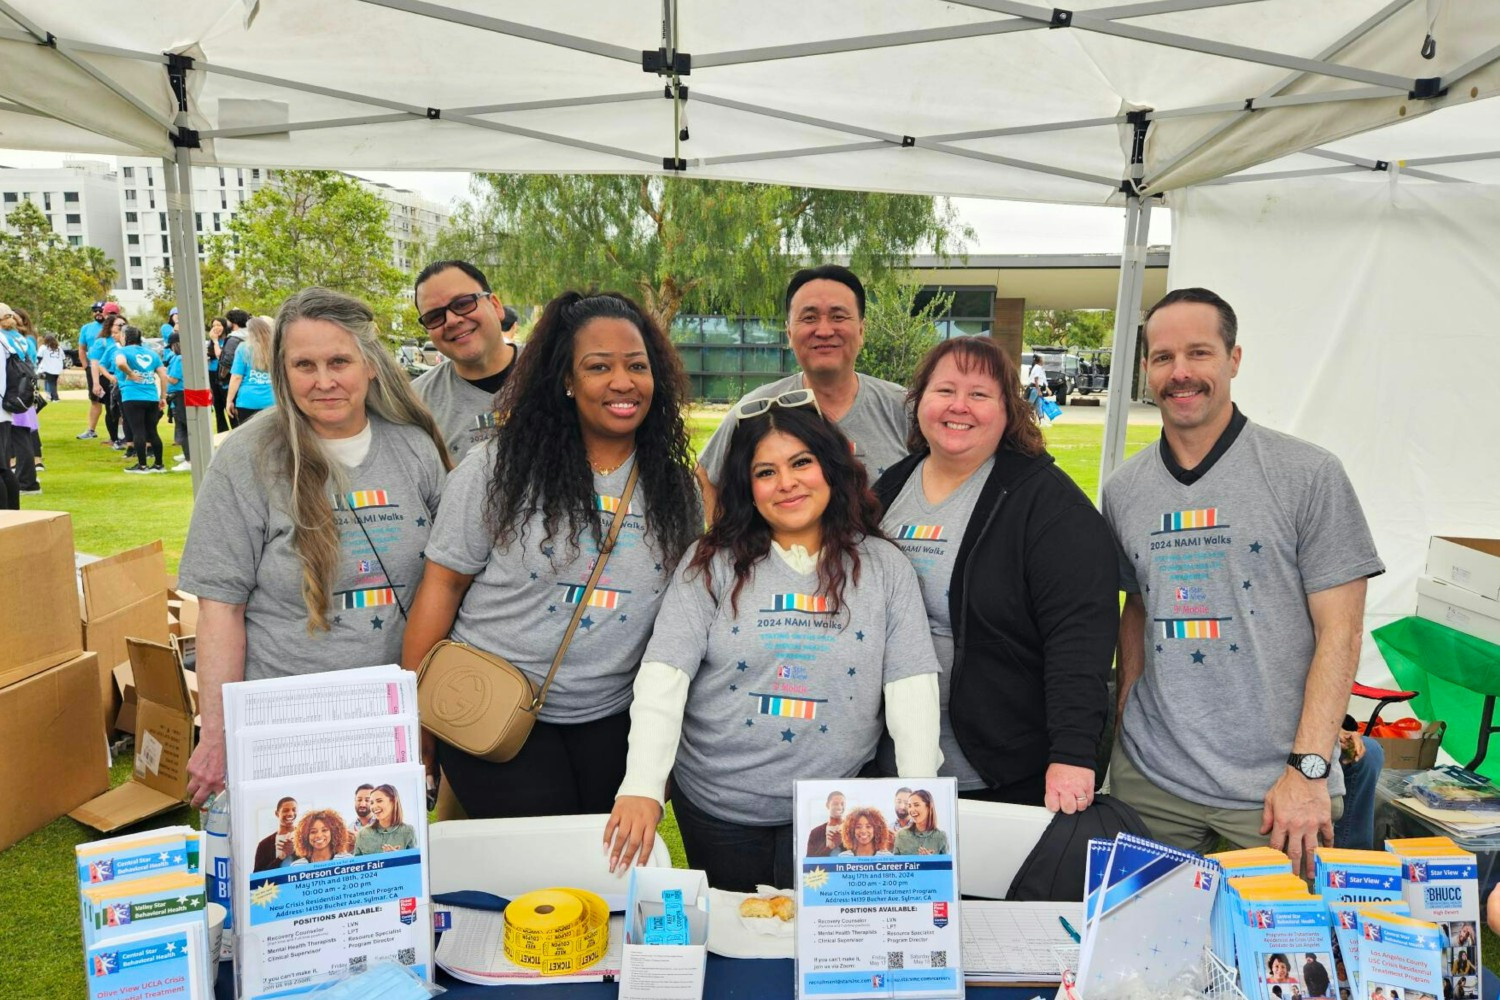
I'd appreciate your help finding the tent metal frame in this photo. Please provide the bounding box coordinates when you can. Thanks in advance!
[0,1,1496,492]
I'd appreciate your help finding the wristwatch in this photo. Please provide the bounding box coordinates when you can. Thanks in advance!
[1287,752,1330,780]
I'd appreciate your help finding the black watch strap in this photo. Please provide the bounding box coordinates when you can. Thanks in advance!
[1287,752,1330,780]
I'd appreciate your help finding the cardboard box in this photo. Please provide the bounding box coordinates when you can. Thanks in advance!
[0,652,109,850]
[79,540,169,728]
[171,588,200,636]
[1371,721,1446,770]
[1427,536,1500,602]
[71,639,196,833]
[113,653,198,735]
[1416,574,1500,646]
[0,510,84,690]
[619,867,709,1000]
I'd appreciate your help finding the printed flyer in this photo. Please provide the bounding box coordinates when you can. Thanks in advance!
[794,777,963,999]
[231,764,430,999]
[85,925,206,1000]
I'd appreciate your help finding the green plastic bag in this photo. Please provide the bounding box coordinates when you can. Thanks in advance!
[1371,616,1500,781]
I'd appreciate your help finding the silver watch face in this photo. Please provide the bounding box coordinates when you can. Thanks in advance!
[1298,755,1328,779]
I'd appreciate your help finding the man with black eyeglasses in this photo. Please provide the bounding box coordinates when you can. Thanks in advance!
[411,260,519,464]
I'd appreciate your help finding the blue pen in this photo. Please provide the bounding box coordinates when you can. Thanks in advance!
[1058,915,1081,943]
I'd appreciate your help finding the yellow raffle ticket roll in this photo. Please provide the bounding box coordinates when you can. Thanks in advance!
[503,888,610,975]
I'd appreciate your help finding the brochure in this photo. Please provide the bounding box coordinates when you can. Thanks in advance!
[1312,848,1404,998]
[1386,838,1481,999]
[793,777,962,999]
[1232,893,1336,1000]
[1355,907,1446,1000]
[76,826,200,887]
[85,924,207,1000]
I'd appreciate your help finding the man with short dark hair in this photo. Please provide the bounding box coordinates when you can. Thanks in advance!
[695,264,909,519]
[501,304,519,334]
[411,259,519,464]
[805,790,847,858]
[252,796,298,872]
[343,783,376,852]
[1102,287,1384,878]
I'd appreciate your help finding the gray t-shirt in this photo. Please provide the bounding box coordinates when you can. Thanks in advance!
[645,538,941,826]
[179,414,446,681]
[426,445,684,724]
[697,372,910,485]
[879,456,993,790]
[411,350,516,465]
[1100,421,1384,809]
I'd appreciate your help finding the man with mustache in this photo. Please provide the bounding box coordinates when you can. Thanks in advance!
[1101,288,1383,879]
[694,265,909,520]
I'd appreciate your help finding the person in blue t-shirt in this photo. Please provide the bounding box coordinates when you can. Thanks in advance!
[77,301,106,439]
[114,326,167,473]
[164,333,191,471]
[160,307,178,347]
[88,310,128,448]
[227,314,275,425]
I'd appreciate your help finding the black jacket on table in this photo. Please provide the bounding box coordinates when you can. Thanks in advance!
[873,445,1118,791]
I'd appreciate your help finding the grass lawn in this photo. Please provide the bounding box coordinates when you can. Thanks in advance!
[22,399,1486,996]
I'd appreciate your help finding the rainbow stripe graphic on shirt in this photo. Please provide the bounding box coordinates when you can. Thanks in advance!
[762,593,832,614]
[557,583,630,609]
[893,524,945,542]
[336,587,398,609]
[594,493,622,513]
[1151,507,1225,534]
[1155,617,1232,639]
[343,490,394,510]
[750,692,828,720]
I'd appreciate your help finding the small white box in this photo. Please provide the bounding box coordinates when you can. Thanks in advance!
[1427,536,1500,602]
[619,867,709,1000]
[1416,574,1500,646]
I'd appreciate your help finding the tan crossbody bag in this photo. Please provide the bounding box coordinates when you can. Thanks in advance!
[417,465,638,763]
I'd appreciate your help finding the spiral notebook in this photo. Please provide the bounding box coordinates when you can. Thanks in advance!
[1076,834,1219,995]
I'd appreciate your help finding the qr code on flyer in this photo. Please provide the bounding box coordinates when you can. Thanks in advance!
[348,955,367,974]
[398,947,416,966]
[931,950,947,968]
[886,951,904,969]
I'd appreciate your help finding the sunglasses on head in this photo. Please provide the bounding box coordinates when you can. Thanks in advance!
[417,292,486,331]
[729,387,823,424]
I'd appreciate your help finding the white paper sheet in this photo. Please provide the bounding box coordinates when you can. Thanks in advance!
[435,905,624,986]
[960,901,1081,984]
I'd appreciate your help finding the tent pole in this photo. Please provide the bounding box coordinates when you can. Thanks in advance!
[164,153,212,493]
[1098,194,1154,495]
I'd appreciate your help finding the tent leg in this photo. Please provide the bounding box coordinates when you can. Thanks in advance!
[164,151,213,494]
[1097,194,1154,496]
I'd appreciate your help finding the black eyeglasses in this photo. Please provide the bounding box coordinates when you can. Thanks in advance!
[417,292,485,331]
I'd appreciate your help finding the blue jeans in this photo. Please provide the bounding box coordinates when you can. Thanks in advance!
[1333,738,1384,850]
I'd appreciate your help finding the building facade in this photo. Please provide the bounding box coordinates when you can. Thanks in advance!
[0,159,125,277]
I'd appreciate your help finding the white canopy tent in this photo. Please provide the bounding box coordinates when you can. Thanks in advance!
[0,3,1496,601]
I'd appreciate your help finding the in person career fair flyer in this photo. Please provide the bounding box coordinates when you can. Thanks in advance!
[231,765,431,999]
[794,777,964,999]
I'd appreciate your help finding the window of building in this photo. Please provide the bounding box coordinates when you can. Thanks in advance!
[159,212,167,231]
[218,168,226,186]
[129,256,142,267]
[127,234,140,246]
[123,166,135,180]
[220,192,228,209]
[125,211,138,224]
[45,214,53,226]
[145,166,153,186]
[194,213,203,231]
[43,192,52,210]
[251,169,260,180]
[2,193,14,204]
[65,213,80,224]
[237,169,245,187]
[69,235,82,246]
[913,286,997,340]
[64,191,79,203]
[148,192,156,209]
[161,235,170,253]
[213,213,222,232]
[125,190,137,204]
[131,278,144,290]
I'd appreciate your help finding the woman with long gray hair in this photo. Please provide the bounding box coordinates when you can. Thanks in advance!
[180,287,451,807]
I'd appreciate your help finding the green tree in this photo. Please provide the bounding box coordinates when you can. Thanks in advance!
[1023,308,1115,349]
[857,276,950,388]
[151,234,243,325]
[0,199,114,336]
[228,171,405,326]
[434,175,969,330]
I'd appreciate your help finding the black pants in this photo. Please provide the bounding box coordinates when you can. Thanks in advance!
[121,399,164,468]
[233,407,264,427]
[211,379,229,433]
[958,771,1049,808]
[671,783,796,892]
[437,709,630,820]
[169,393,189,460]
[10,424,37,490]
[0,424,17,509]
[100,377,122,443]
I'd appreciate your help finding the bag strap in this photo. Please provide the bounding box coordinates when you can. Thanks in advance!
[531,462,639,711]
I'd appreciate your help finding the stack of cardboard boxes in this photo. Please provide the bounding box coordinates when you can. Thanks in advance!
[1417,536,1500,645]
[0,511,108,851]
[0,512,202,851]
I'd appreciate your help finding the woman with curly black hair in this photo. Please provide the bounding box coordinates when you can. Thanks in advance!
[603,400,940,891]
[403,291,701,819]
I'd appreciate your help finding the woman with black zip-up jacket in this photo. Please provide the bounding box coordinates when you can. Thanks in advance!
[872,337,1118,812]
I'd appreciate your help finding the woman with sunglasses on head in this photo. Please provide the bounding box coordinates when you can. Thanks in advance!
[179,288,450,809]
[873,337,1117,813]
[402,291,701,820]
[604,395,941,892]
